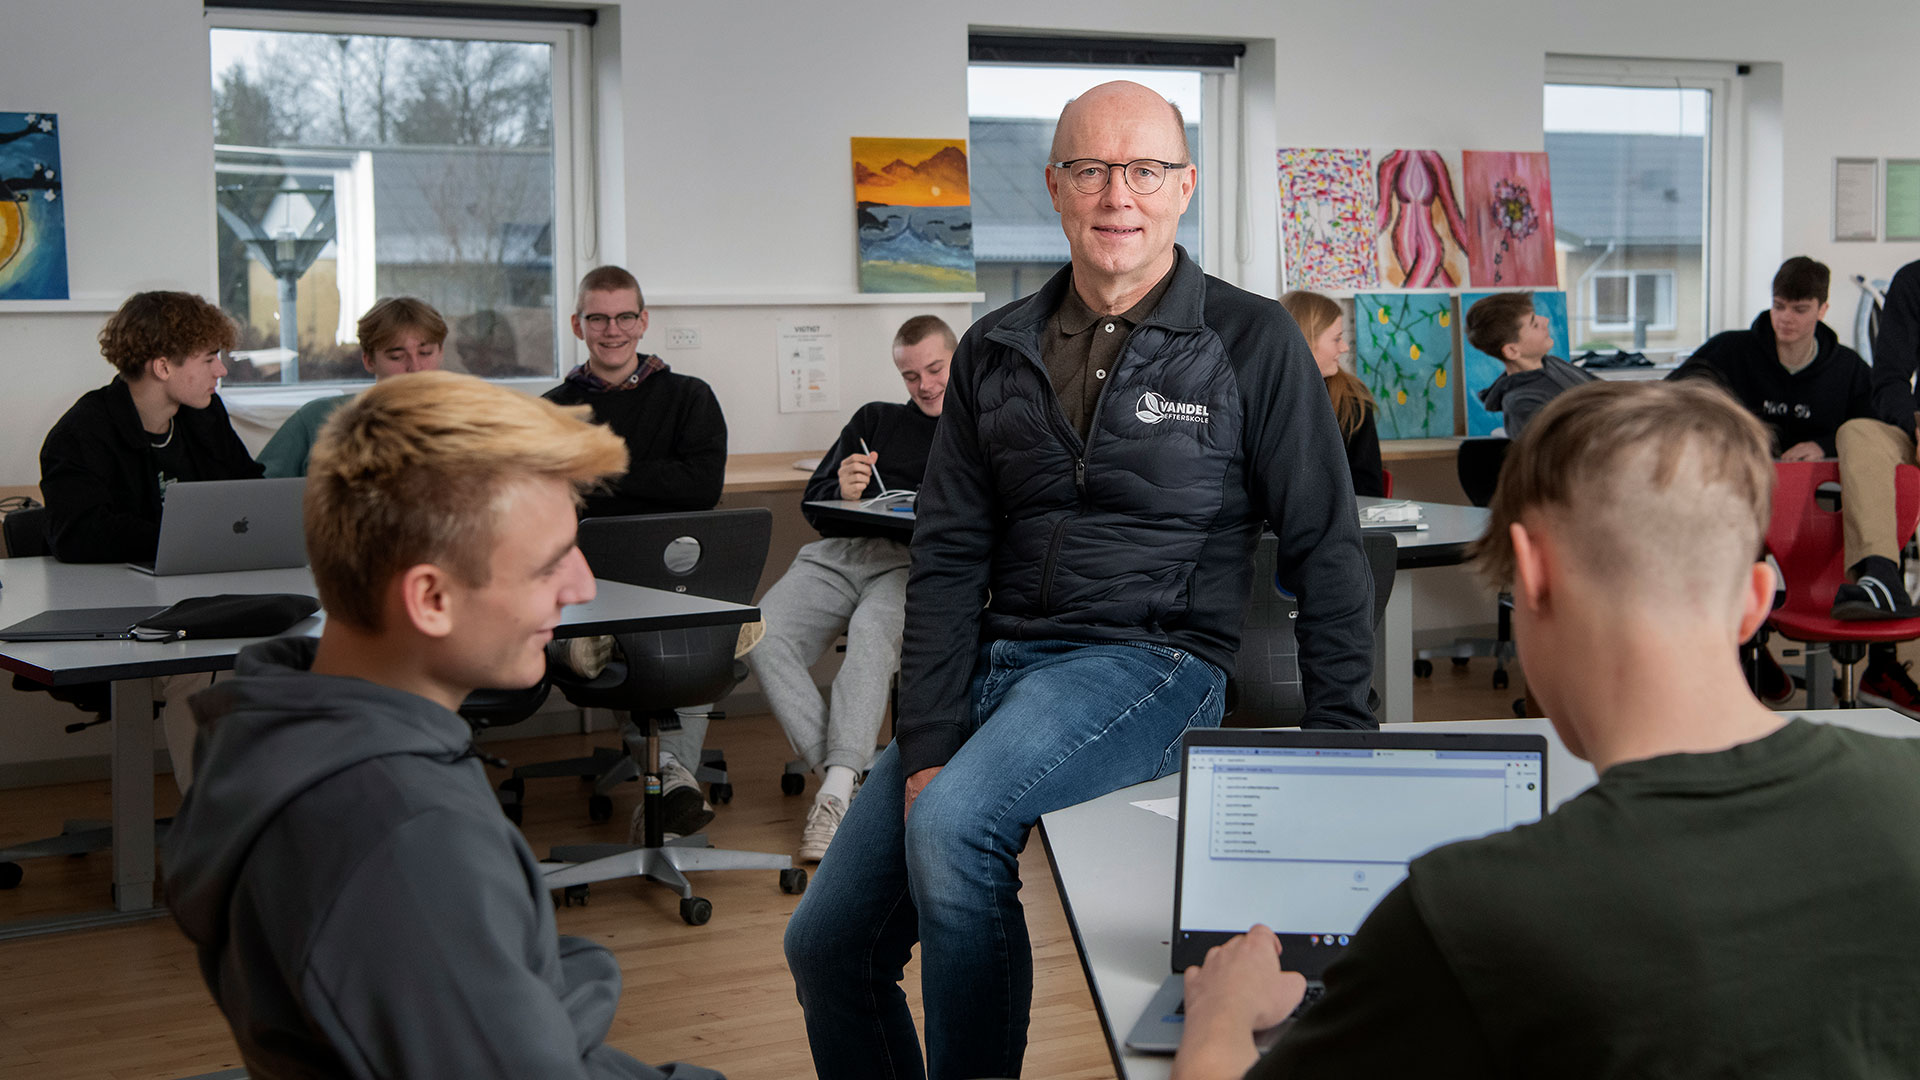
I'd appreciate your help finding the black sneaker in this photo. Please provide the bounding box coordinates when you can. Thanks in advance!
[1860,658,1920,712]
[1831,556,1920,621]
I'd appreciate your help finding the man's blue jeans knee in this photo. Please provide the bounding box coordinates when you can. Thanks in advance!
[784,639,1225,1080]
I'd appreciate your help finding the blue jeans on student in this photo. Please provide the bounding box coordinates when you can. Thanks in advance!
[784,638,1226,1080]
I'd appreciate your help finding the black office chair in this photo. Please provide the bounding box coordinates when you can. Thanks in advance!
[0,503,126,890]
[1226,529,1398,727]
[1413,438,1523,714]
[534,509,803,924]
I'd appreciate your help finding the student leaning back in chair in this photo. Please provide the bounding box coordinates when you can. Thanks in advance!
[163,371,724,1080]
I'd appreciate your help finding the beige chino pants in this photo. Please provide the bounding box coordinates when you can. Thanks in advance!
[1836,417,1919,570]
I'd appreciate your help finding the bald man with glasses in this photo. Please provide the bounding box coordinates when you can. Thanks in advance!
[784,80,1374,1080]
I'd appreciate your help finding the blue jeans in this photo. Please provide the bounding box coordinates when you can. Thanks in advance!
[784,638,1226,1080]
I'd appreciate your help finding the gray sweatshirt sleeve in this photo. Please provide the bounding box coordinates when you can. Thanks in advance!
[301,808,723,1080]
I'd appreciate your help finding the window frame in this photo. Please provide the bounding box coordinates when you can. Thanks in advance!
[1545,55,1743,351]
[1586,268,1678,334]
[204,6,591,395]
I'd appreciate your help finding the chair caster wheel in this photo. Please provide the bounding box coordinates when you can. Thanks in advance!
[587,794,613,823]
[0,862,21,889]
[1512,698,1528,718]
[1450,657,1470,670]
[710,782,733,805]
[1492,669,1510,690]
[503,802,523,825]
[780,868,808,894]
[1413,659,1433,678]
[780,773,805,796]
[562,884,590,907]
[680,896,713,925]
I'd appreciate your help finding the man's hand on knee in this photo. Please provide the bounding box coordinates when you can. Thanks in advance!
[904,766,943,822]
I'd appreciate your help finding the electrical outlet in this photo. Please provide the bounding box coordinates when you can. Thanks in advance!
[666,327,701,349]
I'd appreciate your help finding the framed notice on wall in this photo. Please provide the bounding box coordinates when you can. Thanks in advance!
[1887,159,1920,243]
[1834,157,1879,242]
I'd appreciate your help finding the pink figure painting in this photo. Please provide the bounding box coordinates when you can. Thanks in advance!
[1374,149,1469,288]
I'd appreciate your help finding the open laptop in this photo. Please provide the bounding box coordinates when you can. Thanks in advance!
[129,477,308,576]
[1124,727,1548,1054]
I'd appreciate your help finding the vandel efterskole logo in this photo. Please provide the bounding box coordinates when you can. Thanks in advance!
[1134,390,1211,425]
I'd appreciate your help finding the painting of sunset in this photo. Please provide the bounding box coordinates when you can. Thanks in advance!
[852,137,976,293]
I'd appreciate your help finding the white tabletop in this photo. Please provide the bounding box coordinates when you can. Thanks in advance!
[1038,709,1920,1080]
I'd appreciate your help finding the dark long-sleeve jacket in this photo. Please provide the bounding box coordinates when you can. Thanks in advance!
[164,637,721,1080]
[1670,312,1873,456]
[544,363,727,516]
[1870,261,1920,436]
[39,378,261,563]
[895,248,1376,776]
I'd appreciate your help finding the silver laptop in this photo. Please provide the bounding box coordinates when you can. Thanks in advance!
[130,477,308,576]
[1124,727,1548,1054]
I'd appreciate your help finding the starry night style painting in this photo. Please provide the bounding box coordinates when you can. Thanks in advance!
[0,111,68,300]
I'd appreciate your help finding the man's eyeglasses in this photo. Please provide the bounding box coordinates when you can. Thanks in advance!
[582,312,642,330]
[1049,158,1189,196]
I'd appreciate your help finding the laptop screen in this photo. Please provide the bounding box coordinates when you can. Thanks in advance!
[1173,734,1545,974]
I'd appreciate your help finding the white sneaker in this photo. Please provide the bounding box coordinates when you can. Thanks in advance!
[627,756,714,844]
[798,794,848,863]
[563,634,614,678]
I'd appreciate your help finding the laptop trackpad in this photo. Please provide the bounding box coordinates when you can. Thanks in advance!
[1123,973,1301,1056]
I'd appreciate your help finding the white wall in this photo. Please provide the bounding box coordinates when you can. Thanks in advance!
[3,0,1920,765]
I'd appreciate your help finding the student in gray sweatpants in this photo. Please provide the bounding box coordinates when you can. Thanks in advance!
[747,315,951,861]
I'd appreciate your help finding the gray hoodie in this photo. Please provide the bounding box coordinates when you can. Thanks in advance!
[1478,355,1598,438]
[163,637,721,1080]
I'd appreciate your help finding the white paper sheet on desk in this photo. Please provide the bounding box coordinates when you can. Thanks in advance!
[1358,500,1423,523]
[1131,796,1179,821]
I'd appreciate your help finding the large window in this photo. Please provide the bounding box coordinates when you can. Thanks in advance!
[208,11,581,385]
[1545,59,1736,360]
[967,62,1215,321]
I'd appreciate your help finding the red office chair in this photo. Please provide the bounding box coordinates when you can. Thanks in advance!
[1765,461,1920,706]
[1381,469,1394,498]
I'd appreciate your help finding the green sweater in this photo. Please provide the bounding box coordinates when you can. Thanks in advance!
[1255,719,1920,1078]
[257,393,355,478]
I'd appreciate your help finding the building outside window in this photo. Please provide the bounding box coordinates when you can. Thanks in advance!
[208,14,579,385]
[1545,70,1723,359]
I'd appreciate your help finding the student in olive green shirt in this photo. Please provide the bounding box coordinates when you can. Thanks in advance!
[257,297,445,477]
[1176,379,1920,1080]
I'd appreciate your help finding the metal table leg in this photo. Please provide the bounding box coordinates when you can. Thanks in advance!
[110,678,156,912]
[1377,572,1414,725]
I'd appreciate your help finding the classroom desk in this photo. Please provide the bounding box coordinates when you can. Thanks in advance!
[800,495,1486,725]
[724,451,822,494]
[1037,708,1920,1080]
[0,557,757,940]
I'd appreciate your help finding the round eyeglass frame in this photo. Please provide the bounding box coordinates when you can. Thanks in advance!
[582,312,643,330]
[1049,158,1189,196]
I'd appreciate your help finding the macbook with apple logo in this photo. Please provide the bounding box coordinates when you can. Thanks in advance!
[129,477,309,576]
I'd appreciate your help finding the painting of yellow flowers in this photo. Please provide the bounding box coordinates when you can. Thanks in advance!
[1353,293,1456,438]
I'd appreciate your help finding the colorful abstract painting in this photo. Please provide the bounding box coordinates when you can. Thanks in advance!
[1277,148,1378,291]
[1354,293,1456,439]
[1462,151,1558,288]
[1460,290,1570,436]
[1372,149,1469,289]
[852,137,975,293]
[0,111,67,300]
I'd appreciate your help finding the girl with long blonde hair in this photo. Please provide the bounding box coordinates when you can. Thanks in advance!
[1281,290,1384,496]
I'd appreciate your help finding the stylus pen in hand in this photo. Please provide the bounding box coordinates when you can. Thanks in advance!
[859,438,887,494]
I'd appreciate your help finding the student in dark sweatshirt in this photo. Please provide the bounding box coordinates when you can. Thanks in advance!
[164,372,722,1080]
[1470,291,1596,439]
[1670,256,1872,459]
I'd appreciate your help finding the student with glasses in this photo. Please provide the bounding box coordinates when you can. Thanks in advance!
[544,264,730,842]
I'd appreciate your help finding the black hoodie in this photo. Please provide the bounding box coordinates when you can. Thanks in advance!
[163,637,721,1080]
[1669,312,1873,456]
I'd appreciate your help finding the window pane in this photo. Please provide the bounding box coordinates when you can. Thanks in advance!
[210,28,558,384]
[967,65,1203,322]
[1545,83,1709,356]
[1593,275,1629,326]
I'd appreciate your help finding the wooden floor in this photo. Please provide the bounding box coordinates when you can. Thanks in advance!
[0,662,1540,1080]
